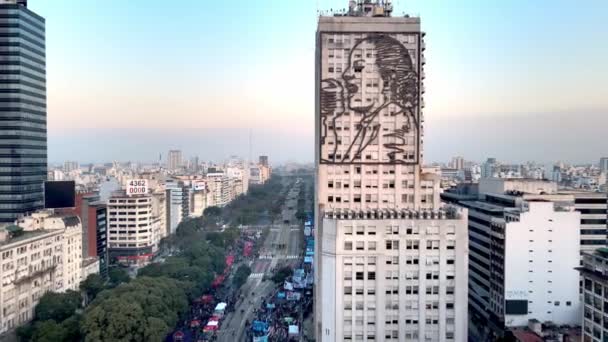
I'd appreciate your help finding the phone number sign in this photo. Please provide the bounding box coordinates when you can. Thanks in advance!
[126,179,148,196]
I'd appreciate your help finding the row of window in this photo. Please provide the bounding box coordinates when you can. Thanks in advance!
[326,164,416,175]
[328,180,432,189]
[343,240,456,252]
[344,285,455,296]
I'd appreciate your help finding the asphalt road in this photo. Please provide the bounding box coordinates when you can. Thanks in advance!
[216,181,304,341]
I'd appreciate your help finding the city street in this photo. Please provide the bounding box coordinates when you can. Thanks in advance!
[216,181,305,341]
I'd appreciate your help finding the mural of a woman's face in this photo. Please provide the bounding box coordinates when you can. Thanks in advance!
[320,79,344,117]
[319,33,419,164]
[342,35,417,116]
[342,40,386,114]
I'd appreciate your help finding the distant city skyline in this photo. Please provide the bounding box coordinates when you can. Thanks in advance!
[28,0,607,164]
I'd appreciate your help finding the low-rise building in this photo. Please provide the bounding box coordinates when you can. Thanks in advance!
[0,211,84,334]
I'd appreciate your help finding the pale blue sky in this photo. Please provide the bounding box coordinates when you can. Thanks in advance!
[28,0,608,164]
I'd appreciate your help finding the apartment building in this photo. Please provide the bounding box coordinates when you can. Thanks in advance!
[107,191,161,266]
[314,2,469,341]
[577,248,608,341]
[0,211,84,334]
[442,179,583,340]
[207,171,230,207]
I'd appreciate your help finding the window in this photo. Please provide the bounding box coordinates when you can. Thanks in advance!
[446,240,455,250]
[356,272,364,280]
[426,240,439,250]
[386,240,399,250]
[344,286,352,295]
[368,272,376,280]
[368,241,377,251]
[344,241,353,250]
[368,256,376,265]
[356,226,365,235]
[406,240,419,250]
[344,226,353,235]
[356,241,364,251]
[386,256,399,265]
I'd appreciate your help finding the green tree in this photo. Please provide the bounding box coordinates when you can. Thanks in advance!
[203,206,222,217]
[82,277,189,341]
[60,314,82,342]
[108,267,130,287]
[82,298,146,342]
[271,266,293,284]
[232,264,251,288]
[80,274,104,302]
[35,291,81,322]
[31,320,67,342]
[16,324,35,342]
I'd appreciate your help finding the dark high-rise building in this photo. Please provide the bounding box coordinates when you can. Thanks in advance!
[259,155,268,167]
[0,0,46,222]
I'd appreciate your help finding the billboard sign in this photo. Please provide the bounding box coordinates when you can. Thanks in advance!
[44,181,75,208]
[193,181,206,191]
[126,179,148,196]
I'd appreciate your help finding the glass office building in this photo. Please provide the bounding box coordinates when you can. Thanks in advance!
[0,0,46,222]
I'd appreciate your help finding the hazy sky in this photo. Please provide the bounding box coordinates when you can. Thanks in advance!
[30,0,608,165]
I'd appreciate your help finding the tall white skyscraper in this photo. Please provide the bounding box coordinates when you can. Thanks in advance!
[168,150,182,171]
[314,2,468,341]
[600,157,608,173]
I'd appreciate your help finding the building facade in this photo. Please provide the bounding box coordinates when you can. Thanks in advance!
[0,210,84,334]
[165,179,184,235]
[107,192,161,266]
[442,179,583,339]
[563,191,608,254]
[62,192,109,278]
[577,248,608,342]
[0,0,47,222]
[207,172,230,207]
[599,158,608,174]
[168,150,182,171]
[314,2,469,341]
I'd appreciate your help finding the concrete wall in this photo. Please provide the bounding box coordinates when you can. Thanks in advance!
[319,214,468,341]
[504,202,581,326]
[480,178,557,196]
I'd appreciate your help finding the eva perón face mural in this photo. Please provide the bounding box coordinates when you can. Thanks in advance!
[320,33,420,165]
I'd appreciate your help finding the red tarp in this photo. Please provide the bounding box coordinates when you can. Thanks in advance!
[212,275,225,288]
[201,295,213,304]
[190,320,201,327]
[243,242,253,257]
[225,255,235,268]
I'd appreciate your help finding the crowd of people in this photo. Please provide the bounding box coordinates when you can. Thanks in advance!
[245,260,314,342]
[169,230,263,342]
